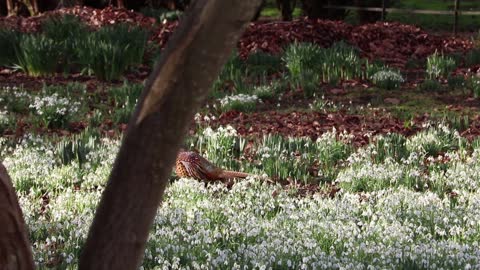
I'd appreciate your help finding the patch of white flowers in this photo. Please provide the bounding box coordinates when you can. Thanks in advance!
[0,85,30,99]
[407,124,462,154]
[0,85,31,113]
[336,158,423,191]
[28,93,82,128]
[252,85,274,99]
[371,70,404,82]
[0,110,10,127]
[219,94,260,112]
[426,52,456,80]
[309,94,343,112]
[4,125,480,269]
[199,125,241,169]
[219,94,259,106]
[471,76,480,97]
[371,70,405,89]
[202,125,238,138]
[30,93,80,116]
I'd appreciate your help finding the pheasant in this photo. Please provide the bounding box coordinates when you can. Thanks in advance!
[175,151,249,181]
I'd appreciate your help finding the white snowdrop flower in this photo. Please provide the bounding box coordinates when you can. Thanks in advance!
[194,113,201,122]
[371,70,404,89]
[219,94,259,107]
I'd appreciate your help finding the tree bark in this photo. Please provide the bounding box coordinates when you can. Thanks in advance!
[6,0,18,16]
[355,0,384,23]
[0,163,35,270]
[19,0,39,16]
[300,0,324,18]
[116,0,125,9]
[78,0,262,269]
[277,0,294,21]
[300,0,348,20]
[252,0,266,21]
[31,0,38,14]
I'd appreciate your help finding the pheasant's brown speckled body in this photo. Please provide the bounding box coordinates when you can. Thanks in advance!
[175,151,249,181]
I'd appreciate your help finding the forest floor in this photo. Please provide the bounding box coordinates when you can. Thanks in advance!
[3,6,480,269]
[0,6,479,142]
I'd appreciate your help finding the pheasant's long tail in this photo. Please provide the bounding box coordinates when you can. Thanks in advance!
[218,170,250,179]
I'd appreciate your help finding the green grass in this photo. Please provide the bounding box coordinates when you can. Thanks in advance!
[41,14,89,73]
[389,0,480,31]
[426,52,457,80]
[15,34,63,76]
[55,128,100,167]
[331,84,479,122]
[259,0,480,31]
[109,82,143,124]
[77,24,148,81]
[2,15,148,79]
[261,7,302,18]
[393,0,480,11]
[0,29,21,67]
[283,42,384,97]
[259,0,302,18]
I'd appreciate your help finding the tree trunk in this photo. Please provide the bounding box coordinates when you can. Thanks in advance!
[117,0,125,8]
[6,0,18,16]
[20,0,39,16]
[300,0,324,18]
[32,0,40,15]
[78,0,263,269]
[355,0,385,23]
[252,0,266,21]
[0,1,7,16]
[277,0,294,21]
[32,0,38,14]
[300,0,349,20]
[0,163,35,270]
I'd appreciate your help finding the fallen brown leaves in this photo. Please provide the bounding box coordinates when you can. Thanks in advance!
[0,6,157,32]
[240,20,472,66]
[350,22,472,67]
[207,110,420,146]
[239,19,352,57]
